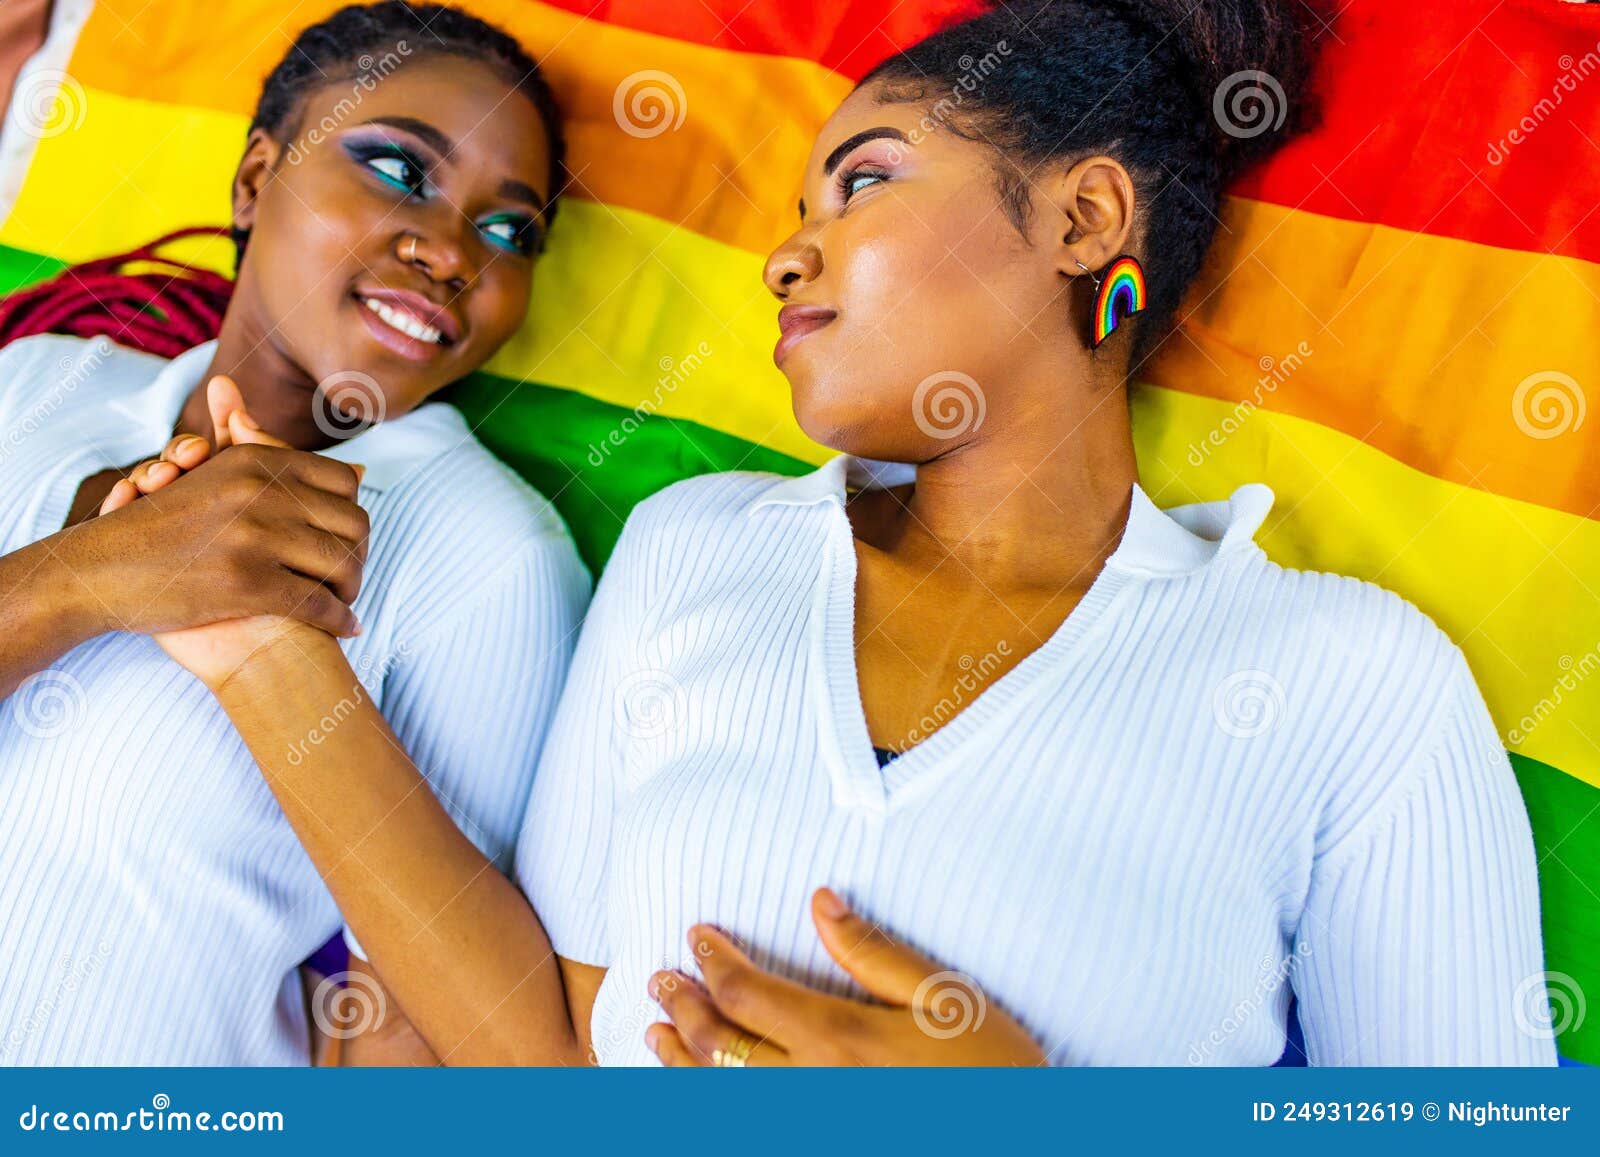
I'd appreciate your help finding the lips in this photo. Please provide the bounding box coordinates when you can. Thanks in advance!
[353,287,462,362]
[774,304,837,365]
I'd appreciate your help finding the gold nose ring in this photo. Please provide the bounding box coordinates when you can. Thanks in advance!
[399,235,418,264]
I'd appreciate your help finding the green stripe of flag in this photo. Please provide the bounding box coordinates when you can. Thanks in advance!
[450,369,812,570]
[0,242,67,295]
[1510,752,1599,1064]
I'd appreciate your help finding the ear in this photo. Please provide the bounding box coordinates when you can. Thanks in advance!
[231,127,284,240]
[1041,155,1137,278]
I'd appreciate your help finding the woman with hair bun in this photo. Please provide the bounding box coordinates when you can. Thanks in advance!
[148,0,1553,1067]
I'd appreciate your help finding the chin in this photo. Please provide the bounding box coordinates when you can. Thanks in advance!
[791,395,900,459]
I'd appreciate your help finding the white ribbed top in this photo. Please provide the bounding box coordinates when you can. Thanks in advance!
[517,456,1557,1066]
[0,335,590,1065]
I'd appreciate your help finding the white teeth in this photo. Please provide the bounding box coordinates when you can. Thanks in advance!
[360,296,444,344]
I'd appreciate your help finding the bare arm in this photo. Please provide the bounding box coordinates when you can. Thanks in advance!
[335,955,605,1068]
[211,624,597,1066]
[0,526,116,701]
[0,418,366,702]
[334,956,441,1068]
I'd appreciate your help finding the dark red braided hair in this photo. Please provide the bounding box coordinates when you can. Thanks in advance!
[0,227,232,358]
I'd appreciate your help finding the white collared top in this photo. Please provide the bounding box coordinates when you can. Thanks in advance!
[517,456,1555,1066]
[0,334,590,1065]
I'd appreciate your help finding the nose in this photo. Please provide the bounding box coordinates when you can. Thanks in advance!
[397,217,473,293]
[762,228,822,300]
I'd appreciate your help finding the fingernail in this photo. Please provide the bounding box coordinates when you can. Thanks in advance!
[817,888,849,919]
[351,619,363,637]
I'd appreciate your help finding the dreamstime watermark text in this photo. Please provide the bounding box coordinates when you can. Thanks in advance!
[285,42,413,165]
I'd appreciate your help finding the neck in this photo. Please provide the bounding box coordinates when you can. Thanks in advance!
[173,305,333,450]
[876,379,1140,588]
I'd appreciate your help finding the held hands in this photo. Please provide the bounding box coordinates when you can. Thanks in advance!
[95,375,367,688]
[646,888,1047,1067]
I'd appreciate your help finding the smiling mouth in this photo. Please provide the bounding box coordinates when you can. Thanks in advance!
[358,294,447,345]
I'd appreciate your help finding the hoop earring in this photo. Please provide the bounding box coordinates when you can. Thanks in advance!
[1075,255,1148,348]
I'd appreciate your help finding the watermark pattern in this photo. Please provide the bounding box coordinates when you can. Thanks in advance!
[614,669,688,740]
[313,370,386,441]
[284,42,413,165]
[1212,70,1288,140]
[1507,645,1598,747]
[1186,340,1313,466]
[10,68,87,141]
[911,970,987,1039]
[614,943,716,1064]
[0,340,112,461]
[912,371,986,440]
[1487,41,1600,164]
[895,642,1012,748]
[613,70,687,139]
[2,940,112,1058]
[1187,941,1312,1064]
[1511,370,1585,440]
[310,970,387,1039]
[882,42,1014,161]
[587,341,713,467]
[1212,669,1285,739]
[284,645,410,766]
[1512,970,1586,1040]
[10,670,86,740]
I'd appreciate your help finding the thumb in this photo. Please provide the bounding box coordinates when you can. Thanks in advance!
[227,410,365,485]
[227,406,292,449]
[206,375,246,450]
[810,888,944,1007]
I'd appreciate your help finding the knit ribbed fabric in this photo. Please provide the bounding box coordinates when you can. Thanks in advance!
[517,456,1556,1067]
[0,336,590,1064]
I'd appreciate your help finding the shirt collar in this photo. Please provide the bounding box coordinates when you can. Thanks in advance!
[750,454,1274,577]
[136,340,468,494]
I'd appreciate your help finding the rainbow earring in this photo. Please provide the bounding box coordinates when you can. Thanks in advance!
[1076,255,1148,348]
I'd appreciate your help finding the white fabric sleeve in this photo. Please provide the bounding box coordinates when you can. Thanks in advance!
[342,534,589,962]
[512,510,656,968]
[1290,648,1559,1065]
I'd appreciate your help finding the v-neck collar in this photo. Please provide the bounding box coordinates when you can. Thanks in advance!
[760,455,1275,816]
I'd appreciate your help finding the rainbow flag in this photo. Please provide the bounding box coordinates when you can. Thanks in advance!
[0,0,1593,1062]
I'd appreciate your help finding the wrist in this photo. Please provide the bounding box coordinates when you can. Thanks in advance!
[38,533,117,642]
[211,620,346,702]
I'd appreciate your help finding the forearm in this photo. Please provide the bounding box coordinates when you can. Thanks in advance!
[215,628,587,1066]
[0,533,108,699]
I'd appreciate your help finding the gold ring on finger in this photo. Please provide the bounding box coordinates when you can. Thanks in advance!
[711,1033,755,1068]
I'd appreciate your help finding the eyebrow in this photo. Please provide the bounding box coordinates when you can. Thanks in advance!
[823,126,909,177]
[499,178,547,214]
[359,116,455,160]
[800,126,910,220]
